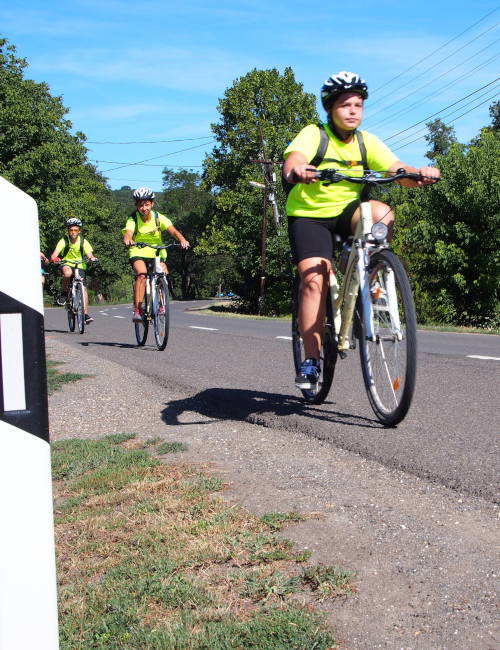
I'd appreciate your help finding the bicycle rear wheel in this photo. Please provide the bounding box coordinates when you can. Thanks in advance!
[134,293,149,346]
[75,283,85,334]
[358,249,417,426]
[153,276,170,350]
[291,274,337,404]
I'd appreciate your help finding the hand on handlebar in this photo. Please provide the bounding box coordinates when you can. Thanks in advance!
[285,164,319,184]
[124,239,136,247]
[416,166,440,185]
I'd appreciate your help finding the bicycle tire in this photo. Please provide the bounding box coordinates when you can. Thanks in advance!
[66,299,75,332]
[153,276,170,351]
[134,292,149,346]
[358,249,417,426]
[75,282,85,334]
[291,274,337,404]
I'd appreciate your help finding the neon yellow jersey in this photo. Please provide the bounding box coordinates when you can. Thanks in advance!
[284,124,398,218]
[122,211,173,259]
[55,236,93,269]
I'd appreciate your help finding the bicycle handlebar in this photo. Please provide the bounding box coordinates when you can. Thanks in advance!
[128,242,180,250]
[312,167,427,186]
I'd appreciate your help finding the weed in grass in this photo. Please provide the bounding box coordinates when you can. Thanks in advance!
[142,437,162,447]
[260,511,304,531]
[46,359,87,395]
[156,440,187,454]
[301,565,356,600]
[240,571,302,603]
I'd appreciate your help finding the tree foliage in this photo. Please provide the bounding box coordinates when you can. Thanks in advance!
[424,118,457,160]
[201,67,319,313]
[391,124,499,327]
[158,169,216,298]
[0,37,127,291]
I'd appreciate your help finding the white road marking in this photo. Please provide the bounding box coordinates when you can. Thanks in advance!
[189,326,218,331]
[114,315,126,319]
[467,355,500,361]
[276,336,292,340]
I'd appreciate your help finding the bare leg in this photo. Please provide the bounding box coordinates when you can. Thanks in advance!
[297,257,331,359]
[132,259,147,310]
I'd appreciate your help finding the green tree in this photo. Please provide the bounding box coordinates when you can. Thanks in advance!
[424,118,457,160]
[0,37,127,294]
[158,169,215,298]
[488,100,500,131]
[391,127,499,327]
[201,67,319,313]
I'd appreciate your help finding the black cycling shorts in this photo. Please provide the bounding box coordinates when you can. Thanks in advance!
[287,200,359,265]
[129,256,156,270]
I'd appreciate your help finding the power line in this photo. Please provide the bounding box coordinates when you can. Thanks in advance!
[369,20,499,110]
[370,6,500,96]
[87,136,212,145]
[365,43,500,129]
[384,78,499,142]
[392,92,499,151]
[101,140,216,172]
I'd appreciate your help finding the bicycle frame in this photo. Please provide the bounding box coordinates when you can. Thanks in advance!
[330,200,379,352]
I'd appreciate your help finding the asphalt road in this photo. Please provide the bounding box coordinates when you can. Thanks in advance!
[44,300,500,503]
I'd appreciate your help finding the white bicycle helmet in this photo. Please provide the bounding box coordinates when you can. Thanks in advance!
[321,71,368,110]
[66,218,82,227]
[133,186,155,201]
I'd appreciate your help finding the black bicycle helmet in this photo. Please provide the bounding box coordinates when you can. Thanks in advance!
[133,186,155,201]
[321,71,368,110]
[66,218,82,227]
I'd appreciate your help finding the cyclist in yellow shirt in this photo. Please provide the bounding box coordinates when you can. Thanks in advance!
[122,187,190,322]
[282,71,440,390]
[50,218,98,325]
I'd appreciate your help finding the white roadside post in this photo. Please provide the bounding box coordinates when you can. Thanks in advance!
[0,177,59,649]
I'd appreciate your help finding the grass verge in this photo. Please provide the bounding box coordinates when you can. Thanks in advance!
[52,434,355,649]
[47,360,88,395]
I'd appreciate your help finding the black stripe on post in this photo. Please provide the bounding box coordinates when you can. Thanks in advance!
[0,291,49,442]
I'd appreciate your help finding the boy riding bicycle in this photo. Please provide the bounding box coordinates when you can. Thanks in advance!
[122,187,190,322]
[282,71,440,390]
[50,218,98,325]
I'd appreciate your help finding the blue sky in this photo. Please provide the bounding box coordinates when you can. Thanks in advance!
[2,1,499,190]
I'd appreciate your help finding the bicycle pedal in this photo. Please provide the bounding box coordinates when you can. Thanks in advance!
[339,350,348,359]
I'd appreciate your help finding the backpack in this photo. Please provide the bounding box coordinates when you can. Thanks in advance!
[282,123,368,197]
[60,234,85,263]
[131,210,160,237]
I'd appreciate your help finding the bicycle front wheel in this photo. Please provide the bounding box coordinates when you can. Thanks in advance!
[359,249,417,426]
[153,276,170,350]
[291,274,337,404]
[66,301,75,332]
[134,293,149,346]
[75,283,85,334]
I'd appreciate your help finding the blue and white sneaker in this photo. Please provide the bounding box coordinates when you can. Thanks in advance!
[295,358,321,390]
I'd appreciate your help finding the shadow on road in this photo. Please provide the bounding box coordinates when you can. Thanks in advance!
[77,340,140,349]
[161,387,378,430]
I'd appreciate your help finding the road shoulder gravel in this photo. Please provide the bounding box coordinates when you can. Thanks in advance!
[46,335,499,649]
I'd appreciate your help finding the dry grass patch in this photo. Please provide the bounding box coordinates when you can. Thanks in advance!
[53,434,354,649]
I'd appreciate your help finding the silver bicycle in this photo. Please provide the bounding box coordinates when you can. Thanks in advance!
[292,168,425,426]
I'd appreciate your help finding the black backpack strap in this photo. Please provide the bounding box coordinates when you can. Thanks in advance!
[60,235,69,259]
[79,235,85,264]
[355,131,370,201]
[310,123,330,167]
[282,123,330,196]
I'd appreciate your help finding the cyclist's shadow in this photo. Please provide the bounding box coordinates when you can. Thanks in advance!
[161,387,377,429]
